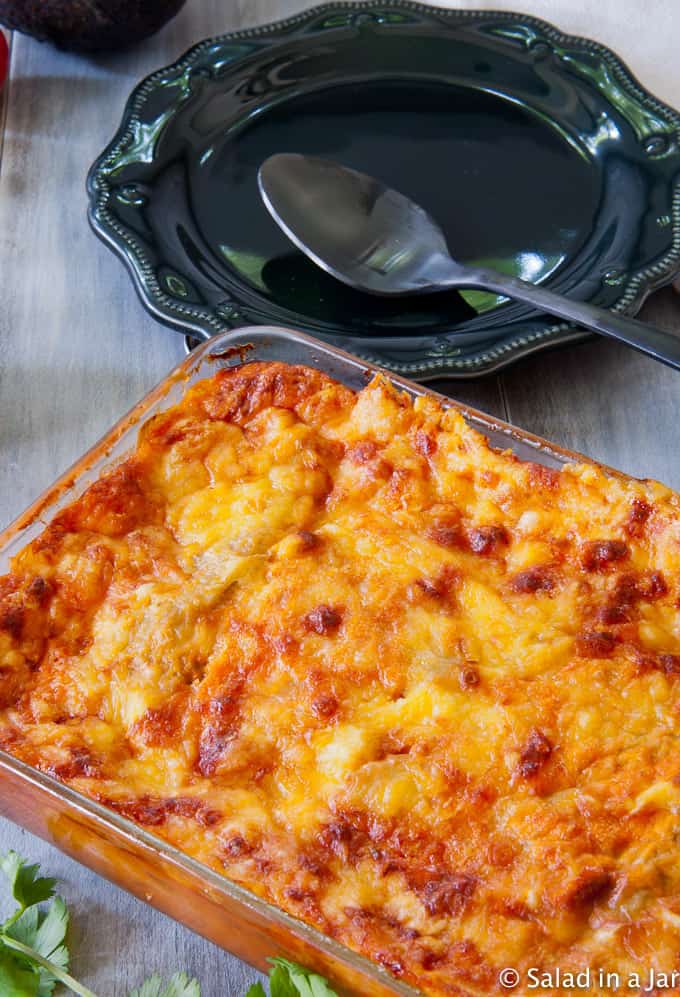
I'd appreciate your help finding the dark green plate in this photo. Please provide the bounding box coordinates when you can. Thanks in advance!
[87,3,680,377]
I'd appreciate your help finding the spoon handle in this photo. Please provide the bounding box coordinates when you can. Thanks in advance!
[465,268,680,371]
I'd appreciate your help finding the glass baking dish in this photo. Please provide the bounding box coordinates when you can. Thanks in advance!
[0,326,612,996]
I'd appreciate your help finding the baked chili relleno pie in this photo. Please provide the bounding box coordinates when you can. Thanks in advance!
[1,362,680,994]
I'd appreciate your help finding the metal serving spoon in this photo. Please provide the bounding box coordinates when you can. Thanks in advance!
[258,153,680,371]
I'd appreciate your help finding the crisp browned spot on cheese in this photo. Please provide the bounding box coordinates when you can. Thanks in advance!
[527,462,561,491]
[133,690,191,747]
[0,603,23,640]
[555,867,616,911]
[43,745,102,781]
[625,497,653,537]
[467,524,508,556]
[458,665,480,690]
[509,566,555,594]
[426,522,462,549]
[581,539,630,572]
[409,871,477,916]
[413,565,458,603]
[3,361,680,996]
[575,630,618,658]
[661,653,680,674]
[638,570,668,599]
[296,530,321,552]
[311,693,339,721]
[197,690,245,777]
[101,794,222,828]
[54,461,158,538]
[517,729,553,778]
[223,833,252,858]
[597,570,669,626]
[303,605,343,635]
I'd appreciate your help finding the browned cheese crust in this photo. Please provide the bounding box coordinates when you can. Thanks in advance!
[2,362,680,995]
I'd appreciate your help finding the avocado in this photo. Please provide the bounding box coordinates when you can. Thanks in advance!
[0,0,187,52]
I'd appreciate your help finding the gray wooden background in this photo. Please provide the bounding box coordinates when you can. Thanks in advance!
[0,0,679,993]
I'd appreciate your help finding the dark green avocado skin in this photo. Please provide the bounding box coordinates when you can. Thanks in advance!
[0,0,187,51]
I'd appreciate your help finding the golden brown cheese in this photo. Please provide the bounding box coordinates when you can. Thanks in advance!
[2,361,680,996]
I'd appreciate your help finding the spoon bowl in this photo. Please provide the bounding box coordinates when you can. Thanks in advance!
[258,153,457,296]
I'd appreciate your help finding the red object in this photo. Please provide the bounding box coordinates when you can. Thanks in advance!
[0,32,8,87]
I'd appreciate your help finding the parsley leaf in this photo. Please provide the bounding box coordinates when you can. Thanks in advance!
[0,853,56,914]
[0,943,40,997]
[129,971,202,997]
[268,962,305,997]
[0,849,335,997]
[0,849,203,997]
[260,959,338,997]
[0,851,96,997]
[245,983,268,997]
[5,896,70,996]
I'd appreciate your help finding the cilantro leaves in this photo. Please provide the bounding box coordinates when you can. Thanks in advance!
[0,850,338,997]
[0,851,83,997]
[0,850,201,997]
[247,959,339,997]
[5,896,70,995]
[0,943,42,996]
[0,852,57,914]
[128,972,201,997]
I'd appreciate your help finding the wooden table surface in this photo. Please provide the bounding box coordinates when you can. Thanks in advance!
[0,1,679,993]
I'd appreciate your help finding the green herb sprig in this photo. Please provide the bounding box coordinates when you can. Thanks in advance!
[0,851,340,997]
[247,958,339,997]
[0,851,198,996]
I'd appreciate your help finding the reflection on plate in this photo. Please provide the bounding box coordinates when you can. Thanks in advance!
[87,2,680,377]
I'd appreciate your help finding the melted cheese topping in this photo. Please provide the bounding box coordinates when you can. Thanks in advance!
[2,362,680,995]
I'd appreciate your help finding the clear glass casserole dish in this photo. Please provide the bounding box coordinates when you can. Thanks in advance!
[0,326,617,996]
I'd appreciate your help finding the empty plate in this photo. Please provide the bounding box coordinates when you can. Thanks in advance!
[87,3,680,377]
